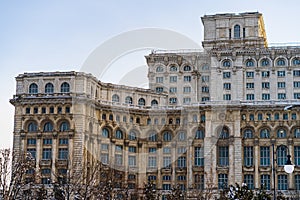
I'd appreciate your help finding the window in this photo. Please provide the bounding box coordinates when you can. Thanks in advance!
[183,76,191,82]
[156,77,163,83]
[112,94,119,102]
[278,175,288,190]
[202,86,209,93]
[246,60,254,67]
[34,107,38,114]
[262,93,270,100]
[42,148,52,160]
[115,154,123,166]
[246,94,255,100]
[177,156,186,168]
[277,129,286,138]
[262,82,270,89]
[277,82,286,89]
[183,65,191,71]
[162,184,171,191]
[277,146,288,166]
[163,156,171,168]
[244,146,253,167]
[294,81,300,88]
[102,128,109,138]
[261,71,270,77]
[294,146,300,166]
[163,175,171,181]
[156,87,163,93]
[138,98,145,106]
[29,83,38,94]
[260,146,270,166]
[202,97,210,101]
[169,76,177,83]
[296,175,300,190]
[101,144,109,150]
[169,87,177,93]
[278,93,286,99]
[128,146,136,153]
[258,113,263,121]
[278,71,286,77]
[43,122,53,132]
[149,147,157,153]
[260,129,270,138]
[246,72,254,78]
[243,129,253,139]
[294,70,300,77]
[246,83,254,89]
[177,175,186,181]
[60,121,70,132]
[163,147,171,154]
[183,97,191,104]
[293,58,300,66]
[148,132,157,142]
[41,168,51,175]
[27,148,36,159]
[202,76,209,82]
[295,93,300,99]
[277,58,286,66]
[194,147,204,166]
[249,114,254,121]
[218,146,229,166]
[27,138,36,145]
[170,65,177,71]
[261,59,270,66]
[43,138,52,145]
[218,127,229,139]
[61,82,70,93]
[218,174,228,189]
[202,65,209,70]
[195,174,204,190]
[234,24,240,38]
[156,66,164,72]
[59,138,68,145]
[169,97,177,104]
[295,128,300,138]
[115,130,123,139]
[195,129,205,139]
[28,122,38,132]
[65,107,70,113]
[292,113,297,120]
[223,83,231,90]
[244,174,254,189]
[101,153,109,164]
[58,148,68,160]
[128,156,136,167]
[41,178,51,184]
[223,72,231,78]
[183,86,191,93]
[223,94,231,100]
[125,96,133,104]
[177,147,186,154]
[128,131,136,140]
[148,156,157,168]
[26,107,31,114]
[45,83,54,94]
[261,175,270,190]
[178,132,186,141]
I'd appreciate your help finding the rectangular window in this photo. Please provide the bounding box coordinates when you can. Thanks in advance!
[294,146,300,166]
[148,156,157,168]
[223,94,231,100]
[162,184,171,190]
[218,146,229,166]
[246,94,255,100]
[163,175,171,181]
[277,71,286,77]
[183,86,191,93]
[260,146,270,166]
[156,77,163,83]
[278,82,286,89]
[58,148,68,160]
[262,93,270,100]
[149,147,157,153]
[244,146,253,167]
[262,82,270,89]
[194,147,204,166]
[169,87,177,93]
[223,83,231,90]
[128,156,136,167]
[128,146,136,153]
[115,154,123,166]
[244,174,254,189]
[246,71,254,78]
[278,175,288,190]
[295,175,300,190]
[202,97,210,102]
[262,71,270,77]
[278,93,286,99]
[27,138,36,145]
[194,174,204,190]
[294,93,300,99]
[163,156,171,168]
[183,76,191,82]
[115,145,123,152]
[101,153,109,164]
[246,83,254,89]
[156,87,164,93]
[294,81,300,88]
[261,174,270,190]
[218,174,228,189]
[101,144,109,150]
[42,148,52,160]
[163,147,171,154]
[223,72,231,79]
[201,86,209,93]
[59,138,68,145]
[183,97,191,104]
[177,156,186,168]
[202,76,209,82]
[27,148,36,159]
[42,107,46,114]
[169,76,177,83]
[294,70,300,77]
[169,98,177,104]
[43,138,52,145]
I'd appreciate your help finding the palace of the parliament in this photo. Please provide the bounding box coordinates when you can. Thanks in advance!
[10,12,300,199]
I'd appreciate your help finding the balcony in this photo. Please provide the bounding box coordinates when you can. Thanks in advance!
[55,159,68,167]
[39,159,52,167]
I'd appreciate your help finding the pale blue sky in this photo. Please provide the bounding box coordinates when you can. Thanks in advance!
[1,0,299,149]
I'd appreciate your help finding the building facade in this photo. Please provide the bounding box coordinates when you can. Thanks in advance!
[10,12,300,199]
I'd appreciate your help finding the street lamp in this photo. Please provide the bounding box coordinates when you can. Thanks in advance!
[272,144,295,200]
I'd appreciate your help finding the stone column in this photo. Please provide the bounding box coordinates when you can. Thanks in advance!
[254,139,260,188]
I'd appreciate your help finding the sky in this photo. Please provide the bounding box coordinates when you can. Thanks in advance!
[1,0,300,149]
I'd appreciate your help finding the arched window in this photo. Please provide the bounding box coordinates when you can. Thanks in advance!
[183,65,191,71]
[45,83,54,94]
[277,59,286,66]
[218,127,229,139]
[222,60,231,67]
[294,128,300,138]
[243,129,254,139]
[61,82,70,93]
[178,132,186,141]
[277,128,287,138]
[246,59,254,67]
[151,99,158,106]
[60,121,70,132]
[163,132,172,142]
[102,128,109,138]
[28,122,38,132]
[277,145,288,166]
[275,113,280,120]
[234,24,241,38]
[260,128,270,138]
[156,66,164,72]
[293,58,300,66]
[115,130,123,139]
[148,132,157,142]
[29,83,38,94]
[261,59,270,66]
[125,96,133,104]
[128,131,137,140]
[195,129,205,139]
[170,65,177,72]
[112,94,120,102]
[138,98,145,106]
[43,122,53,132]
